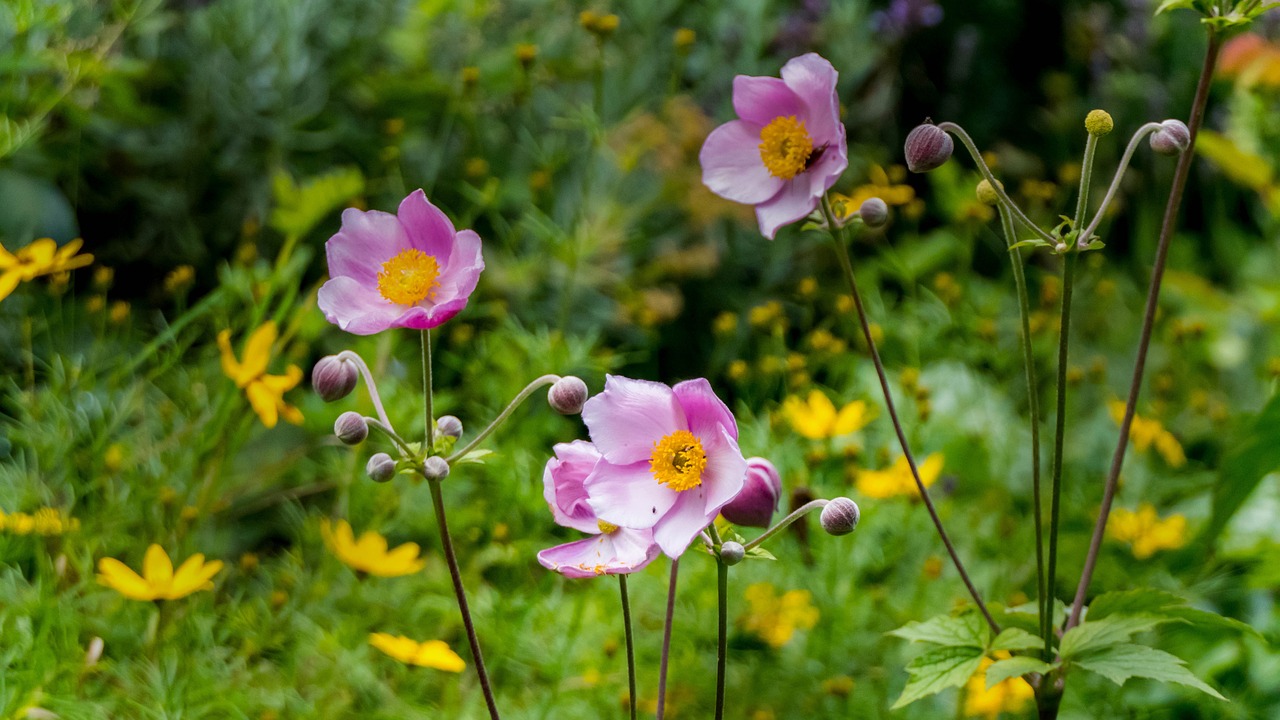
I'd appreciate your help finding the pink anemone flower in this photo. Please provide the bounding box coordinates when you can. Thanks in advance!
[581,376,748,558]
[537,440,660,578]
[699,53,848,240]
[317,189,484,335]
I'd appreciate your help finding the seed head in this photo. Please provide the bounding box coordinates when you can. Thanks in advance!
[1085,109,1114,137]
[820,497,861,536]
[312,355,359,402]
[334,412,368,445]
[904,122,953,173]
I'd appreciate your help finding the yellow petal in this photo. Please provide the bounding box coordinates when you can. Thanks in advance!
[143,544,174,591]
[0,243,16,269]
[413,640,466,672]
[240,322,278,381]
[832,400,872,435]
[246,381,281,428]
[217,330,243,383]
[170,554,223,598]
[97,557,158,601]
[917,454,945,487]
[0,270,21,303]
[259,365,302,392]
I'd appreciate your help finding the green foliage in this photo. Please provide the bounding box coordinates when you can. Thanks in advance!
[270,168,366,240]
[1206,393,1280,542]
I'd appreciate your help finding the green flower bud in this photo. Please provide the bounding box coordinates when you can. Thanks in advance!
[975,178,1004,206]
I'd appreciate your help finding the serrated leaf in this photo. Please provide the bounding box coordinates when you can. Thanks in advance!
[1009,239,1050,250]
[889,612,989,648]
[1060,616,1168,658]
[891,645,986,708]
[1072,643,1226,700]
[744,545,776,561]
[991,628,1044,653]
[1165,607,1264,640]
[1155,0,1197,13]
[455,448,493,465]
[986,656,1054,689]
[1087,588,1185,620]
[270,167,365,239]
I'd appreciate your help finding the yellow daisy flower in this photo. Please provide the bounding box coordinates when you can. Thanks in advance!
[780,389,875,440]
[855,453,944,499]
[737,582,820,649]
[1106,504,1188,559]
[1108,401,1185,467]
[320,519,426,577]
[97,544,223,601]
[217,321,303,428]
[369,633,465,672]
[0,238,94,302]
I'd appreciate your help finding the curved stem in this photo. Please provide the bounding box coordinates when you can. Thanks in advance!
[821,197,998,634]
[938,122,1056,244]
[422,330,435,450]
[1068,29,1223,632]
[742,499,828,551]
[363,417,416,459]
[714,560,729,720]
[427,479,500,719]
[656,558,679,720]
[445,374,562,463]
[619,574,637,720]
[1074,134,1099,231]
[1045,250,1078,658]
[1078,123,1163,244]
[998,205,1046,656]
[337,350,392,429]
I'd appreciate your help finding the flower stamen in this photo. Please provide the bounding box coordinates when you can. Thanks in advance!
[377,249,440,305]
[758,116,814,180]
[597,520,620,534]
[650,430,707,492]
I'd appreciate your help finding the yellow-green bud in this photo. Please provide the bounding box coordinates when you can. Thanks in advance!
[975,178,1004,205]
[1085,109,1114,137]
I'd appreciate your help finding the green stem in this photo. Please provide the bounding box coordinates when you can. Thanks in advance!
[619,574,637,720]
[1074,134,1099,231]
[998,204,1047,657]
[1044,250,1078,659]
[937,122,1056,244]
[742,499,828,552]
[1078,123,1163,244]
[444,375,561,463]
[656,558,679,720]
[715,559,728,720]
[821,197,998,634]
[422,329,435,450]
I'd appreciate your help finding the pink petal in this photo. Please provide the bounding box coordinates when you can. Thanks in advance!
[699,426,749,514]
[537,532,658,578]
[754,178,819,240]
[386,297,470,331]
[806,137,849,198]
[317,276,403,335]
[732,75,805,127]
[700,121,785,205]
[673,378,738,442]
[609,527,661,569]
[542,441,603,535]
[326,208,410,285]
[434,229,484,301]
[585,460,678,530]
[582,375,685,466]
[652,491,715,558]
[397,189,457,264]
[780,53,842,147]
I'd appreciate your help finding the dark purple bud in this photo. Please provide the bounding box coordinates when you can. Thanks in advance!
[905,122,953,173]
[548,376,589,415]
[423,456,450,479]
[436,415,463,439]
[312,355,358,402]
[720,457,782,528]
[366,453,395,483]
[334,411,368,445]
[720,541,745,566]
[1150,119,1190,156]
[820,497,860,536]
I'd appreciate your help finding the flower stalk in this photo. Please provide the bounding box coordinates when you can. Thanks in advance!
[656,558,679,720]
[619,574,637,720]
[446,374,562,463]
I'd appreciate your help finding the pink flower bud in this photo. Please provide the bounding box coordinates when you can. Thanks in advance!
[905,122,953,173]
[436,415,464,439]
[312,355,359,402]
[720,457,781,528]
[548,376,589,415]
[334,411,368,445]
[821,497,860,536]
[366,453,396,483]
[423,456,450,479]
[859,197,889,228]
[719,541,745,566]
[1150,119,1190,156]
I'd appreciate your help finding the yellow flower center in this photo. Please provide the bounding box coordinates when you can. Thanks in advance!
[597,520,620,534]
[377,249,440,305]
[649,430,707,492]
[758,116,814,180]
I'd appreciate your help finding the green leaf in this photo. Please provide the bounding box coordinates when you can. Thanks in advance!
[269,167,366,239]
[1072,643,1226,700]
[991,628,1044,653]
[1087,588,1262,639]
[744,545,776,561]
[891,645,986,708]
[454,448,493,465]
[1206,392,1280,542]
[889,612,989,648]
[1008,239,1051,250]
[1155,0,1197,13]
[1060,616,1168,658]
[986,656,1054,689]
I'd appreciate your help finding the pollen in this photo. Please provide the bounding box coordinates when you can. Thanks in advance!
[377,249,440,305]
[649,430,708,492]
[597,520,620,534]
[758,116,814,180]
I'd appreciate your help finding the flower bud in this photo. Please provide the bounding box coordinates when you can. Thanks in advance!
[85,636,104,668]
[975,178,1003,206]
[366,453,396,483]
[334,411,368,445]
[858,198,890,228]
[720,457,781,527]
[1085,109,1114,137]
[312,355,359,402]
[820,497,861,536]
[548,376,589,415]
[1149,119,1190,156]
[719,541,745,566]
[423,456,450,480]
[436,415,464,439]
[904,122,953,173]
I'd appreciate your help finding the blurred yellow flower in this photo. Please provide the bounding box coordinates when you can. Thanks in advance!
[321,519,426,577]
[856,453,944,499]
[738,582,819,648]
[781,389,875,440]
[164,265,195,294]
[97,544,223,601]
[369,633,465,672]
[0,238,94,303]
[217,322,303,428]
[1108,401,1185,467]
[832,165,916,220]
[673,27,696,51]
[0,507,79,535]
[965,656,1034,719]
[1106,504,1188,559]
